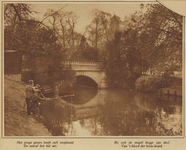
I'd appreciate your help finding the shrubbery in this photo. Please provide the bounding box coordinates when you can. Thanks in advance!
[135,75,167,92]
[21,64,76,86]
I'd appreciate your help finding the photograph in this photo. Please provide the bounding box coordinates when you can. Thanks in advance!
[2,0,183,138]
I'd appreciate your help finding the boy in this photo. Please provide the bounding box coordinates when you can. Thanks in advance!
[25,80,34,115]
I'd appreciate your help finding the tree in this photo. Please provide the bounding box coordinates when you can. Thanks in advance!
[59,12,68,49]
[4,3,33,50]
[71,35,98,60]
[44,10,79,57]
[137,4,182,73]
[108,15,122,41]
[104,32,138,88]
[71,35,86,59]
[84,9,112,59]
[66,11,78,53]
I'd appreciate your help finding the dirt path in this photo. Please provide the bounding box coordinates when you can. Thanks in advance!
[4,74,51,136]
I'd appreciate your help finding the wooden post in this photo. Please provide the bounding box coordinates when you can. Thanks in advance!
[167,90,169,101]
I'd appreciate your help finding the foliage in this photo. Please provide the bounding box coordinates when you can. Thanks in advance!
[135,75,167,92]
[71,35,98,60]
[4,4,62,58]
[4,3,76,84]
[49,64,76,84]
[22,63,76,86]
[103,32,139,88]
[4,3,31,26]
[102,4,182,88]
[137,4,182,70]
[135,64,180,92]
[4,3,32,50]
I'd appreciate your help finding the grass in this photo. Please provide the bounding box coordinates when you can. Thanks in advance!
[4,74,51,136]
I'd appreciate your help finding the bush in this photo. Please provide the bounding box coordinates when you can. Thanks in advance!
[21,70,35,83]
[21,64,76,86]
[21,70,47,84]
[135,75,167,92]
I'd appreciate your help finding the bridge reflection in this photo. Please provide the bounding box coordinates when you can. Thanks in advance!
[39,89,108,136]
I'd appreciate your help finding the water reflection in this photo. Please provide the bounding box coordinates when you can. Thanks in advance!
[59,84,98,104]
[39,87,182,136]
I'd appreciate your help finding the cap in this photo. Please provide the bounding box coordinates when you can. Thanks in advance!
[29,80,34,84]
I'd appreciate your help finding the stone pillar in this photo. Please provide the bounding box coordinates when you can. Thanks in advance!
[98,76,109,89]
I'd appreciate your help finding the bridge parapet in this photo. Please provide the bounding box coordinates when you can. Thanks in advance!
[62,60,103,71]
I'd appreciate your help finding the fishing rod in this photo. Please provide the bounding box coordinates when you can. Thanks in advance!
[60,94,75,98]
[40,93,47,99]
[41,94,75,100]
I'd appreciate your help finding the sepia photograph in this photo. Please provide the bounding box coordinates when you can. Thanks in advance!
[2,0,183,138]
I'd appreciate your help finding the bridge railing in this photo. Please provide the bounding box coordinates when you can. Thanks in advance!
[61,60,103,70]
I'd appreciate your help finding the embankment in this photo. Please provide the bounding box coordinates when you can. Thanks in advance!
[4,74,51,136]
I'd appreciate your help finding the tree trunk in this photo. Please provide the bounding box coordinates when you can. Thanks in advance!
[95,19,98,49]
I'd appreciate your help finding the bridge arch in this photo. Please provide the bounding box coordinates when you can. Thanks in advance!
[75,71,107,88]
[76,75,98,88]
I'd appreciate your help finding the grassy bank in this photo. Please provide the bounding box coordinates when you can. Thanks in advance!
[4,74,51,136]
[135,75,182,94]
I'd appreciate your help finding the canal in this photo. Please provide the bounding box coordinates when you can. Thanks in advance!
[40,84,182,136]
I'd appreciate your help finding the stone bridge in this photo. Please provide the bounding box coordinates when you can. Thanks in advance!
[62,60,108,89]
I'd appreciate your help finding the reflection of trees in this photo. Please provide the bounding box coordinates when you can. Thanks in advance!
[79,119,85,128]
[155,106,182,136]
[39,98,75,136]
[78,91,182,136]
[78,116,103,136]
[97,107,158,136]
[134,93,182,136]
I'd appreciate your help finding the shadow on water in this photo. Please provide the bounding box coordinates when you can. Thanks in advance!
[39,98,76,136]
[38,88,182,136]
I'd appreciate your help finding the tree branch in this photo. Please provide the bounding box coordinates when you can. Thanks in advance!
[21,4,31,13]
[11,4,21,21]
[40,4,68,23]
[21,4,38,14]
[149,24,181,39]
[169,10,182,30]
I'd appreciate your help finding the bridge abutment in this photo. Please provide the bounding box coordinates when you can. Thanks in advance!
[98,76,109,89]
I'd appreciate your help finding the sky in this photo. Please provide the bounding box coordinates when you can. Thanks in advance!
[30,2,152,33]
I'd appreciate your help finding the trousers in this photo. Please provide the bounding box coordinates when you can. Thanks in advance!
[26,98,31,115]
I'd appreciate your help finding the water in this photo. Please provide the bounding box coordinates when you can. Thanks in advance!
[39,85,182,136]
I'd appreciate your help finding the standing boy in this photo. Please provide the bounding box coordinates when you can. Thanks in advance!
[25,80,34,115]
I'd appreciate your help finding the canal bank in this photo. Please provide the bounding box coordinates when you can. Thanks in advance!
[4,74,51,136]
